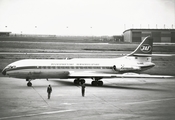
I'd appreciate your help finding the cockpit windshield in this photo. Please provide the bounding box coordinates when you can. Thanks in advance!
[7,65,16,70]
[2,65,16,75]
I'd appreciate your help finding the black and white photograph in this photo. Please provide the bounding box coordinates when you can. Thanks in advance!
[0,0,175,119]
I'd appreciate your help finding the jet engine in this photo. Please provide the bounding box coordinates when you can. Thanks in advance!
[113,65,141,72]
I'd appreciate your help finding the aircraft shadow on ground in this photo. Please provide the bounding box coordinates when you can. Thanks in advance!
[50,79,166,92]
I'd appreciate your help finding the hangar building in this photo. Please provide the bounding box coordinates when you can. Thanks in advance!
[123,29,175,43]
[0,32,11,36]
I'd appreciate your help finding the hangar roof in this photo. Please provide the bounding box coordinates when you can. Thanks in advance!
[123,29,175,33]
[0,32,11,33]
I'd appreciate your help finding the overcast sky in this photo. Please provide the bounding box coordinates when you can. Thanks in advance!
[0,0,174,36]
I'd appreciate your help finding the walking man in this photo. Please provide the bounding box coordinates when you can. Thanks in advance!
[47,85,52,99]
[81,83,86,97]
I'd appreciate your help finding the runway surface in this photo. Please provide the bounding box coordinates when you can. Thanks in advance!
[0,52,126,56]
[0,77,175,120]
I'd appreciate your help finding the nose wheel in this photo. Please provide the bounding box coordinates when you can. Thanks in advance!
[27,81,32,87]
[26,78,33,87]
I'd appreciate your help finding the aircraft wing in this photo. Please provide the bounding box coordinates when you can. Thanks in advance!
[114,73,174,78]
[69,71,116,78]
[132,54,175,57]
[69,71,174,78]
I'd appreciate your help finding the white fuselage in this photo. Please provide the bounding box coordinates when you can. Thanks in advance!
[2,56,155,79]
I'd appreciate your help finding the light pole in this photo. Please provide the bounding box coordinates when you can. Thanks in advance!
[35,26,37,36]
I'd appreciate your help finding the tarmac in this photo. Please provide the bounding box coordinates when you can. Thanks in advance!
[0,77,175,120]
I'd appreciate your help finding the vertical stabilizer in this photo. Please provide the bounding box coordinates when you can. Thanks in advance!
[128,36,153,56]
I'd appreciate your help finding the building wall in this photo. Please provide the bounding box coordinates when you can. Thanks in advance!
[171,32,175,43]
[132,31,141,42]
[123,29,175,43]
[0,32,11,36]
[123,30,132,42]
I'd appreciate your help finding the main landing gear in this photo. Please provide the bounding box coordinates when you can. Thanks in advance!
[26,78,32,87]
[74,78,104,86]
[91,78,103,86]
[74,78,85,85]
[91,81,103,86]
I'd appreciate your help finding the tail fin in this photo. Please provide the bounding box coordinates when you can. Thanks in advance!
[128,36,153,56]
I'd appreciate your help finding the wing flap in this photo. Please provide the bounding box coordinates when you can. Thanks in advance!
[69,71,116,78]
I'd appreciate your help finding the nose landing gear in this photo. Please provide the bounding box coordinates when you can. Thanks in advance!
[26,78,32,87]
[27,81,32,87]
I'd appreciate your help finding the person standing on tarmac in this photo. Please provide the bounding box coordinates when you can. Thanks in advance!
[47,85,52,99]
[81,83,86,97]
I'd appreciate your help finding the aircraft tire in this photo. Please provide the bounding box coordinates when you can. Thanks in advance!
[27,82,32,87]
[98,81,103,86]
[91,81,94,86]
[91,81,103,86]
[74,80,79,85]
[80,79,85,84]
[91,81,97,86]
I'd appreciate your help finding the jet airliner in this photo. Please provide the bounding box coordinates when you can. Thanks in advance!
[2,36,168,87]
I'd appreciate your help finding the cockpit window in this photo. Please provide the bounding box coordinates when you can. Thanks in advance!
[7,66,16,69]
[2,65,16,75]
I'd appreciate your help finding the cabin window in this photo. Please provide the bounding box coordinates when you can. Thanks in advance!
[102,67,105,69]
[8,66,16,69]
[106,67,110,69]
[80,67,83,69]
[64,66,69,69]
[93,67,98,69]
[75,67,78,69]
[60,66,64,69]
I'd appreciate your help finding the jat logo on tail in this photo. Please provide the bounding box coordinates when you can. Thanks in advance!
[140,44,152,53]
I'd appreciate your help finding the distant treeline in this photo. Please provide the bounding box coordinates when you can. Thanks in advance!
[0,32,124,42]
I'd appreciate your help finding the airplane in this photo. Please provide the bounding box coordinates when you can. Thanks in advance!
[1,36,171,87]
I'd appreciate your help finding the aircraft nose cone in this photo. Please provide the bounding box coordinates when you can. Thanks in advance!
[2,69,6,75]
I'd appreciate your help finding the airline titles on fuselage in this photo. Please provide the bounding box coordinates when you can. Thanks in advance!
[51,63,100,66]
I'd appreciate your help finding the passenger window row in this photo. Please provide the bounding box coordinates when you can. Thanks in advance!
[38,66,112,69]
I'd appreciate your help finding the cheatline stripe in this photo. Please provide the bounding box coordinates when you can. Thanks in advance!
[6,65,154,72]
[6,66,113,71]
